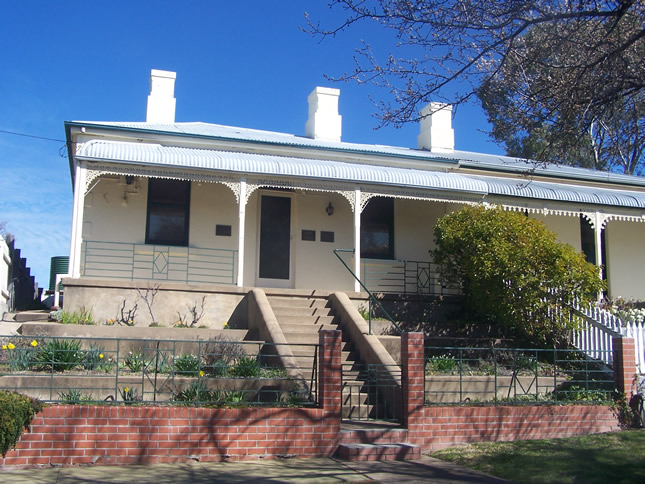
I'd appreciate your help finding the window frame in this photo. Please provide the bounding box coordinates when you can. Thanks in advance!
[360,197,394,260]
[145,178,191,246]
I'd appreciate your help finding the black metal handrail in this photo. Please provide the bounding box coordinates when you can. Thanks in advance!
[333,248,403,334]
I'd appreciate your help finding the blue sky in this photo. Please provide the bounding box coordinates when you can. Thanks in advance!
[0,1,503,289]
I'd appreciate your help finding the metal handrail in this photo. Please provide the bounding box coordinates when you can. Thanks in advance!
[333,248,403,334]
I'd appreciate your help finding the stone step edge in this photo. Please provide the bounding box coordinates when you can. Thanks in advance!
[336,442,420,461]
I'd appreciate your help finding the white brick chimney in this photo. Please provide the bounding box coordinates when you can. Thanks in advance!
[417,102,454,153]
[305,87,342,142]
[146,69,176,123]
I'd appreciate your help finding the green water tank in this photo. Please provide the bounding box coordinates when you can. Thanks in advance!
[49,256,69,291]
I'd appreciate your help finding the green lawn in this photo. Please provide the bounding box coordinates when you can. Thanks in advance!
[430,430,645,484]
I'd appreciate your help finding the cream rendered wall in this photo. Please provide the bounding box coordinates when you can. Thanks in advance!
[82,176,148,243]
[604,221,645,300]
[530,214,582,252]
[293,192,354,291]
[189,182,238,250]
[394,199,452,261]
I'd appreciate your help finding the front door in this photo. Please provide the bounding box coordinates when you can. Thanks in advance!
[257,194,292,287]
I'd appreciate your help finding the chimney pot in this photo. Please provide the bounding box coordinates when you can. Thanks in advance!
[305,87,342,142]
[417,102,454,152]
[146,69,176,123]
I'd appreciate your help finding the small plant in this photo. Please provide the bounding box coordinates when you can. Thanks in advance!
[115,300,138,326]
[230,357,260,378]
[58,389,93,404]
[136,283,159,325]
[2,339,39,371]
[82,345,108,371]
[49,309,63,322]
[556,385,611,403]
[202,336,247,375]
[173,354,200,376]
[122,350,149,372]
[34,339,85,372]
[175,381,213,403]
[119,386,139,404]
[58,307,95,325]
[425,356,458,374]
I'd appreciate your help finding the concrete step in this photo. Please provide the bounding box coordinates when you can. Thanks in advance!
[271,306,334,318]
[336,442,420,461]
[275,315,336,326]
[267,297,330,310]
[339,427,409,445]
[278,322,337,334]
[14,311,49,322]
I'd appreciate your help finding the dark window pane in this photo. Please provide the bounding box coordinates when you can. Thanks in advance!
[321,231,334,243]
[301,230,316,241]
[361,197,394,259]
[145,179,190,246]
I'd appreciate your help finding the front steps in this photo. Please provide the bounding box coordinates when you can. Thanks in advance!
[267,295,396,420]
[336,424,420,461]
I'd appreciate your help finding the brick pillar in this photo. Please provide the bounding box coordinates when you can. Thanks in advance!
[613,337,637,396]
[402,332,425,436]
[319,330,342,416]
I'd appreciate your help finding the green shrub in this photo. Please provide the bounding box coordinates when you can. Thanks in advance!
[34,339,85,372]
[425,356,458,374]
[433,205,604,347]
[173,354,200,376]
[0,391,43,457]
[175,381,213,403]
[202,336,246,375]
[59,306,95,325]
[230,357,260,377]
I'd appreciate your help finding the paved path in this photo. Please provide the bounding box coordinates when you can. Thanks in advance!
[0,456,510,483]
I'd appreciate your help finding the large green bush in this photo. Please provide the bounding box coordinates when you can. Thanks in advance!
[433,205,604,346]
[0,391,43,457]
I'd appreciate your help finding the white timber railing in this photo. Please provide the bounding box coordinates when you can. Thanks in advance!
[572,303,645,374]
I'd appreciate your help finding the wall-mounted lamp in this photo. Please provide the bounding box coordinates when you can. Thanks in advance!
[325,202,334,216]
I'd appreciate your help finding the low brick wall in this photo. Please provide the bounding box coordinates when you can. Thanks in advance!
[414,405,620,451]
[1,405,339,467]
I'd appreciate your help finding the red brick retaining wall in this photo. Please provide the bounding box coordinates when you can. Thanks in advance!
[1,405,337,467]
[414,405,620,451]
[1,330,627,468]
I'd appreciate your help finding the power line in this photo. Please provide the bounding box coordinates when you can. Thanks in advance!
[0,128,65,143]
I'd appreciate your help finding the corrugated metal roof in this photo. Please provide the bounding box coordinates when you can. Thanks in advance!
[477,176,645,208]
[69,120,645,188]
[77,140,488,194]
[76,139,645,209]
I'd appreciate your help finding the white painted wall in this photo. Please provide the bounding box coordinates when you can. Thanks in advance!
[605,221,645,300]
[530,214,582,252]
[0,235,10,315]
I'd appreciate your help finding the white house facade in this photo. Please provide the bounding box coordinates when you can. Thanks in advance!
[61,70,645,325]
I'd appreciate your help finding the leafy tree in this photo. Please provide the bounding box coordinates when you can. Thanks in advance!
[433,205,604,347]
[478,18,645,174]
[308,1,645,172]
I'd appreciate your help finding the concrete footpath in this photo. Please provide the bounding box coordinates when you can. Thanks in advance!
[0,456,511,483]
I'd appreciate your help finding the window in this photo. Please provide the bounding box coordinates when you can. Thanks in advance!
[580,216,607,281]
[361,197,394,259]
[145,178,190,246]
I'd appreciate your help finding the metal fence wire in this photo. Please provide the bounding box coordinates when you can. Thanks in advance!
[0,335,317,407]
[424,346,615,405]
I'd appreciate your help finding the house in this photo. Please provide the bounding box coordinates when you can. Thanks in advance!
[61,69,645,327]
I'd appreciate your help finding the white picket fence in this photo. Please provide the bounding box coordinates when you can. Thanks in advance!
[572,303,645,375]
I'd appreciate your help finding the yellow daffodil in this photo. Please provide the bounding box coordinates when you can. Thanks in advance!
[199,370,205,377]
[7,343,15,350]
[99,353,104,359]
[124,387,130,393]
[30,340,38,347]
[1,345,7,350]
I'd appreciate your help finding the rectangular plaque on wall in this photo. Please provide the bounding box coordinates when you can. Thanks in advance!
[301,229,316,241]
[320,231,334,243]
[216,225,232,236]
